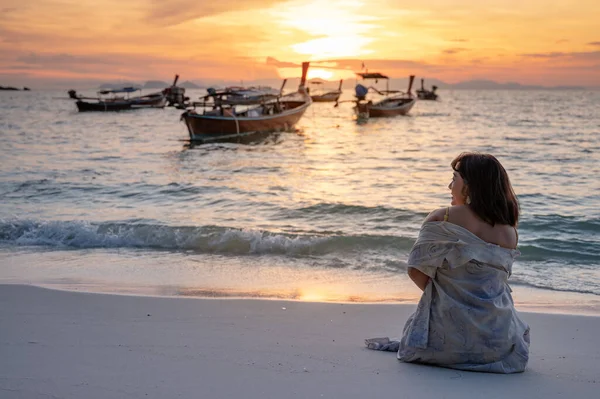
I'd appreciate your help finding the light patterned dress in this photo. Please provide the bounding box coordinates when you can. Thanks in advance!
[367,222,530,373]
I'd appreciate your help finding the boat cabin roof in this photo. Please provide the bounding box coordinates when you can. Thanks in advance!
[356,72,389,80]
[98,87,140,95]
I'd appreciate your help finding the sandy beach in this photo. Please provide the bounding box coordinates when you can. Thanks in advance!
[1,284,598,399]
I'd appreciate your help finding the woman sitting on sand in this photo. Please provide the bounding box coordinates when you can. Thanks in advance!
[366,152,530,373]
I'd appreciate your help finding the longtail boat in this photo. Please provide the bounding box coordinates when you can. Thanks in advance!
[309,80,343,102]
[163,75,188,107]
[351,73,416,119]
[416,78,439,100]
[67,87,167,112]
[180,62,312,143]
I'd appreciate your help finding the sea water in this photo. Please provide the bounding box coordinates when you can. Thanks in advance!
[1,89,599,314]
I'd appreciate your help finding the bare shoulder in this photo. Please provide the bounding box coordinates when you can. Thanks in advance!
[424,207,447,223]
[436,205,518,249]
[494,224,519,249]
[444,205,480,232]
[448,205,473,222]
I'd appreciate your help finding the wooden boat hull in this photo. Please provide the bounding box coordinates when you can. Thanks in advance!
[356,98,416,118]
[222,94,279,105]
[75,94,166,112]
[131,94,167,108]
[181,100,311,141]
[310,92,341,102]
[417,91,438,101]
[75,100,133,112]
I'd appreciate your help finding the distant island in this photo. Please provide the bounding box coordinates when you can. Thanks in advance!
[143,80,169,89]
[0,86,31,91]
[179,81,202,89]
[439,79,585,91]
[89,78,588,92]
[98,80,203,90]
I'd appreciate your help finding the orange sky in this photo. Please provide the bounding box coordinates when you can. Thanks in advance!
[1,0,599,87]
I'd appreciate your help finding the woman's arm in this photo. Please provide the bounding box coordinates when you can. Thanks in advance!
[407,208,444,291]
[408,267,430,291]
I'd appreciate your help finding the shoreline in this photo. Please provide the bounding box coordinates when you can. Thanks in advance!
[2,248,599,318]
[1,284,598,398]
[3,279,599,317]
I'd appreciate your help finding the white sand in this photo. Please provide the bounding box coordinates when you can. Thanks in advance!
[1,284,598,399]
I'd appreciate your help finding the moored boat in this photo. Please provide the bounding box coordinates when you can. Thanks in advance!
[75,99,133,112]
[416,78,439,100]
[0,86,30,91]
[162,75,189,107]
[351,73,416,119]
[68,87,167,112]
[309,80,343,102]
[180,62,312,143]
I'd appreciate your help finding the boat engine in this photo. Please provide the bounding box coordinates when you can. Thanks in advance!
[355,84,368,101]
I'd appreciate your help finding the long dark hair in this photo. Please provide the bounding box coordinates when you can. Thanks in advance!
[451,153,519,226]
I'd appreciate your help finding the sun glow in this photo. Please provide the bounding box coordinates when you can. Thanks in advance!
[297,289,327,302]
[307,68,333,80]
[276,66,356,82]
[292,37,373,59]
[3,0,600,87]
[272,0,376,60]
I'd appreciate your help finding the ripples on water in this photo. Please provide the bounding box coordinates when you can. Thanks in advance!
[0,89,599,307]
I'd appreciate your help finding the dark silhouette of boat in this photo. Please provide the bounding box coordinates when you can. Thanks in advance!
[416,79,439,100]
[163,75,189,107]
[67,87,167,112]
[309,80,343,102]
[0,86,30,91]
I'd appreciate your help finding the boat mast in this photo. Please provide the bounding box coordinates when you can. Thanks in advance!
[299,62,309,92]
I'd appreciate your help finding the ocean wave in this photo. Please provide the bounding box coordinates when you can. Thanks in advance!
[1,218,599,297]
[0,219,415,255]
[517,242,599,263]
[280,202,425,222]
[509,277,600,296]
[519,215,600,233]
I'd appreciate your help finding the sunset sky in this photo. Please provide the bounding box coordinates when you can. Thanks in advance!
[1,0,599,88]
